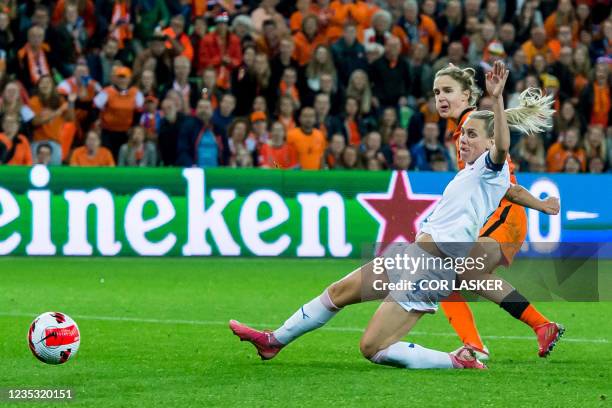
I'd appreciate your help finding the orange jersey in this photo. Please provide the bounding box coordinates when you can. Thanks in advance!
[287,127,326,170]
[69,146,115,167]
[450,107,526,265]
[0,133,32,165]
[258,143,298,169]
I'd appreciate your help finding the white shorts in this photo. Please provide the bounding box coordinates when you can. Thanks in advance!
[381,242,456,313]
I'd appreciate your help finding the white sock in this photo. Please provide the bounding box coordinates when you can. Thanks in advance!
[370,342,454,369]
[273,289,341,345]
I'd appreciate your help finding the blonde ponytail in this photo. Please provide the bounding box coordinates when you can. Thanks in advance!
[470,88,555,137]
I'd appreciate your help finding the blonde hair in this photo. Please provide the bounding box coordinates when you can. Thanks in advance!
[346,69,372,114]
[434,65,482,106]
[470,88,555,137]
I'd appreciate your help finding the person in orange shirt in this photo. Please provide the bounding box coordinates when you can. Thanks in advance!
[397,0,442,61]
[162,14,194,62]
[292,15,328,66]
[547,25,574,61]
[30,75,76,165]
[521,26,552,65]
[546,127,587,172]
[69,130,115,167]
[287,106,326,169]
[0,113,33,165]
[93,66,145,160]
[347,0,379,34]
[543,0,579,40]
[258,121,298,169]
[289,0,318,33]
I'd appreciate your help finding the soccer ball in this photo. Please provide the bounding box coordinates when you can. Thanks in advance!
[28,312,80,365]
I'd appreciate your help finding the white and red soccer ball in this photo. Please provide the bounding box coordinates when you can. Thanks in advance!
[28,312,80,365]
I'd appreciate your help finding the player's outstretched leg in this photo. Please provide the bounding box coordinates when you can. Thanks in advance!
[360,301,486,370]
[458,237,565,357]
[229,260,388,360]
[440,292,487,357]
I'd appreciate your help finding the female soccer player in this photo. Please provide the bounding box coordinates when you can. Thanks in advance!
[230,62,557,368]
[433,64,563,358]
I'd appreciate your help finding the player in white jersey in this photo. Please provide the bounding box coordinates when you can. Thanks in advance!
[230,61,555,369]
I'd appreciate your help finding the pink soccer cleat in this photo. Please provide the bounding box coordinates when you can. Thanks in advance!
[229,320,284,360]
[535,322,565,358]
[449,346,487,369]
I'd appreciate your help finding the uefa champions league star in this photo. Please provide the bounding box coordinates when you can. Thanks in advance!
[231,61,559,369]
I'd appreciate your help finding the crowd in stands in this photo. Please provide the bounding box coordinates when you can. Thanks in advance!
[0,0,610,173]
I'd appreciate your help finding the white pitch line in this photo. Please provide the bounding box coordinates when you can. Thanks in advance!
[1,312,609,344]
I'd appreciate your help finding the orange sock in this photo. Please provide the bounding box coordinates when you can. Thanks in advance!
[440,291,484,351]
[519,305,550,329]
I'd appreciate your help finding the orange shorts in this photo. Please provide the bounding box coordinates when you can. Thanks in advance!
[479,202,527,266]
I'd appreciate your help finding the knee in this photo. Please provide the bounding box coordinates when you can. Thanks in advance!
[327,279,353,308]
[359,336,381,361]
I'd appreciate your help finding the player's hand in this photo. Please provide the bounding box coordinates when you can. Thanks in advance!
[540,197,560,215]
[485,60,509,99]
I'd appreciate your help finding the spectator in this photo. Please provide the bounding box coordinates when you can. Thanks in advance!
[96,0,133,56]
[499,23,519,58]
[277,94,297,131]
[139,96,161,141]
[270,36,301,92]
[190,16,208,75]
[305,45,336,97]
[249,110,270,149]
[231,15,255,50]
[435,0,465,49]
[256,19,282,58]
[411,122,451,170]
[293,14,327,66]
[345,69,372,116]
[162,14,194,62]
[52,2,88,77]
[51,0,96,39]
[571,45,592,100]
[132,33,173,88]
[251,0,287,35]
[16,25,54,92]
[339,145,362,170]
[340,96,366,146]
[546,127,586,172]
[132,0,170,46]
[429,152,449,171]
[369,36,410,109]
[201,67,224,110]
[583,125,608,166]
[363,9,409,53]
[366,156,383,170]
[253,53,275,110]
[388,126,408,154]
[512,132,546,172]
[378,107,398,144]
[157,97,184,166]
[69,130,115,167]
[433,41,468,73]
[548,25,575,62]
[392,147,412,170]
[258,121,298,169]
[554,100,584,138]
[397,0,442,61]
[57,61,101,139]
[176,98,222,168]
[137,69,158,98]
[287,106,326,169]
[323,132,346,169]
[513,0,543,44]
[228,118,255,166]
[364,42,385,64]
[87,37,120,86]
[212,93,236,142]
[0,113,32,165]
[562,155,582,173]
[544,0,578,41]
[521,26,552,65]
[289,0,316,33]
[361,131,387,169]
[199,12,242,90]
[232,46,258,116]
[118,126,157,166]
[588,156,606,173]
[591,19,612,61]
[314,92,341,139]
[35,142,53,166]
[94,66,144,160]
[406,42,434,108]
[164,56,199,112]
[331,22,367,87]
[252,96,268,115]
[579,61,611,128]
[278,66,301,109]
[0,81,35,135]
[30,75,76,165]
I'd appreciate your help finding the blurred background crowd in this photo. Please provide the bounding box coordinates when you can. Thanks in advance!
[0,0,610,173]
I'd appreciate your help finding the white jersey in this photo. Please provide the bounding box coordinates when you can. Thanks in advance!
[420,150,510,258]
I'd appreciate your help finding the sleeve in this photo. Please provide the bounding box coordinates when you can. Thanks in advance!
[484,151,505,172]
[93,90,109,109]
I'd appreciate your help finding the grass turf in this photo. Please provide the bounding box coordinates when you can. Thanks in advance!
[0,257,610,407]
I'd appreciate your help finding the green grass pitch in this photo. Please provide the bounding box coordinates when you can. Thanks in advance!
[1,257,610,407]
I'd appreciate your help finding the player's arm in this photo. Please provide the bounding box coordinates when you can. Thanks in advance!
[505,184,560,215]
[488,61,511,165]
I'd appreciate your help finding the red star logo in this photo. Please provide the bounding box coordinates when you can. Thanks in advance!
[358,171,440,255]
